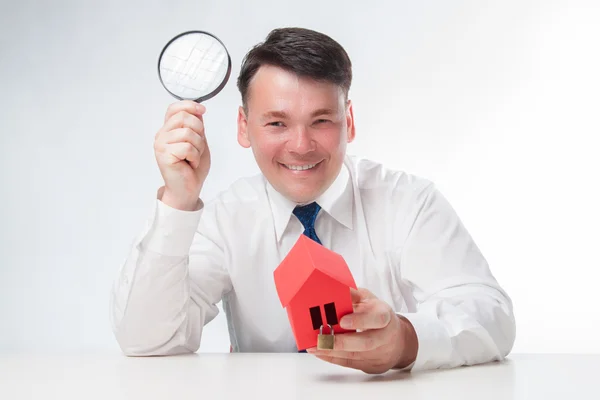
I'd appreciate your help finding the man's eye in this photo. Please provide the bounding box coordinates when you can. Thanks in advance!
[315,119,330,124]
[268,121,284,127]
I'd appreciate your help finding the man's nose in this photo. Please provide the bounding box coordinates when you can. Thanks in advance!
[287,126,315,154]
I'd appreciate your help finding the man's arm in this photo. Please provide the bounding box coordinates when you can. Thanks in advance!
[398,184,516,371]
[109,196,232,356]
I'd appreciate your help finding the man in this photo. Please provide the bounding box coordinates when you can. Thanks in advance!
[110,27,516,374]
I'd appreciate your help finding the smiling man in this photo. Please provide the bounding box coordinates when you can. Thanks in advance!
[237,63,353,205]
[110,27,516,374]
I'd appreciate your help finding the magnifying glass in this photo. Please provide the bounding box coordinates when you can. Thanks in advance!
[157,30,232,102]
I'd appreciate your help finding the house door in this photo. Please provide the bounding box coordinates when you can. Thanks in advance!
[309,302,339,330]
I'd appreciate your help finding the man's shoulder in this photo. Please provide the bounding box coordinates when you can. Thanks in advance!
[345,154,434,194]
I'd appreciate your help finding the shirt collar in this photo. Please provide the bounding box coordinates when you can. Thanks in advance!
[266,159,354,242]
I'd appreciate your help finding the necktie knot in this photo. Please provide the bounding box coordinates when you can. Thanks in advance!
[293,202,322,245]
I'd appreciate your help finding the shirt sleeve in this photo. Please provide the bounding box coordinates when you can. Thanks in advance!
[109,196,232,356]
[397,184,516,371]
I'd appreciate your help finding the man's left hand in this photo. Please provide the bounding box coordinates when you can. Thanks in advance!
[307,288,419,374]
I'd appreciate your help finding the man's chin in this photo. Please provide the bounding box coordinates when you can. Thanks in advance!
[278,185,322,204]
[266,169,329,203]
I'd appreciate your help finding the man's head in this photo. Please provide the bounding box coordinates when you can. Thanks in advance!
[236,27,355,204]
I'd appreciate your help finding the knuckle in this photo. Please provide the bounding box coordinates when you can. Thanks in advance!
[166,102,183,120]
[172,111,186,126]
[155,126,167,140]
[379,310,389,326]
[183,127,195,138]
[153,138,163,152]
[178,111,187,125]
[183,142,194,152]
[372,304,389,324]
[197,139,205,153]
[165,105,174,120]
[166,102,177,114]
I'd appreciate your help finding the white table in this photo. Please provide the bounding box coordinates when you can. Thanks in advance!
[0,353,597,399]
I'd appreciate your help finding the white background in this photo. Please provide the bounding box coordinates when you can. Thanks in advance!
[1,0,598,355]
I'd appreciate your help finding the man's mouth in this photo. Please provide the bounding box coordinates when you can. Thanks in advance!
[281,161,322,171]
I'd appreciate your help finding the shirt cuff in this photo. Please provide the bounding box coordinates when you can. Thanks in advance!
[399,309,453,372]
[141,199,204,256]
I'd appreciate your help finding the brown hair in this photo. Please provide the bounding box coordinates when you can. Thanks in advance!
[237,27,352,112]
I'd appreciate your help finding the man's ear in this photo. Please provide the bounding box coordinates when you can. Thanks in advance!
[346,99,356,143]
[237,106,251,148]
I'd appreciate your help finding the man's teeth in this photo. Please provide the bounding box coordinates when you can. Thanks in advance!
[285,163,317,171]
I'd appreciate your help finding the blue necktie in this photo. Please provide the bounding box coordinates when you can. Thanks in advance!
[292,202,322,245]
[292,202,322,353]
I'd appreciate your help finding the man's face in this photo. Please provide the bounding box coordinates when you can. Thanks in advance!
[237,65,355,204]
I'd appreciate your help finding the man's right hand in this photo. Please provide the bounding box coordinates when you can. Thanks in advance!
[154,100,210,211]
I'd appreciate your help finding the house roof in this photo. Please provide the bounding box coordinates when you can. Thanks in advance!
[273,235,357,307]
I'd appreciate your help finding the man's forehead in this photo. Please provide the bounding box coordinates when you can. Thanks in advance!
[246,66,345,114]
[251,65,342,94]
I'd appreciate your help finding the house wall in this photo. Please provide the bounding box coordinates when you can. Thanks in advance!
[289,271,354,349]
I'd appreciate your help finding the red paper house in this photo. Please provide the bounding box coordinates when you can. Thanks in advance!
[273,235,357,351]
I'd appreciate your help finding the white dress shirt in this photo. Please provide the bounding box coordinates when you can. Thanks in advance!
[110,154,516,371]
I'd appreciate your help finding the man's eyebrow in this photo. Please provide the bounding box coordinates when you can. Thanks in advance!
[310,108,337,117]
[261,110,289,120]
[260,108,337,120]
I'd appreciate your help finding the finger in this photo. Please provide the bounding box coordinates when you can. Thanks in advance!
[165,142,200,169]
[316,355,390,374]
[350,299,372,314]
[164,100,206,123]
[314,355,373,372]
[341,303,392,330]
[307,348,363,360]
[333,330,381,352]
[350,287,377,304]
[161,111,205,138]
[164,127,205,155]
